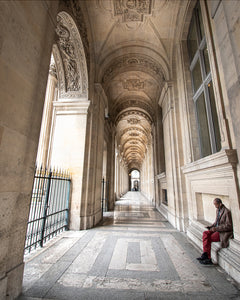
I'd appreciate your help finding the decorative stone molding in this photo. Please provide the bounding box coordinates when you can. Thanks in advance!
[120,126,149,138]
[127,118,140,124]
[62,0,90,69]
[182,149,238,174]
[158,80,173,107]
[102,54,164,84]
[55,12,88,99]
[116,109,152,125]
[49,55,57,79]
[113,0,153,23]
[53,99,90,115]
[156,172,166,180]
[94,83,108,110]
[122,79,144,90]
[112,98,154,121]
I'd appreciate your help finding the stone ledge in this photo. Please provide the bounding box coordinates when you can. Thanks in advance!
[187,220,240,284]
[182,149,238,174]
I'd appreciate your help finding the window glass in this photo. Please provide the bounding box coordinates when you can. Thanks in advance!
[208,82,221,151]
[203,44,210,75]
[192,59,202,92]
[196,93,211,157]
[187,1,221,158]
[187,17,198,62]
[197,5,205,40]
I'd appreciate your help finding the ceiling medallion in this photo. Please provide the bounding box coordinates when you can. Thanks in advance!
[123,79,144,91]
[113,0,152,23]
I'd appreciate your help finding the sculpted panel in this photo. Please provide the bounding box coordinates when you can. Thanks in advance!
[55,12,88,99]
[123,79,144,90]
[113,0,152,22]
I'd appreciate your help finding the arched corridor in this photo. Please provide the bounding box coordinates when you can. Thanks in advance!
[19,192,239,299]
[1,1,240,298]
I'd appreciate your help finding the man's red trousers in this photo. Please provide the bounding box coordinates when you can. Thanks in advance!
[203,230,220,258]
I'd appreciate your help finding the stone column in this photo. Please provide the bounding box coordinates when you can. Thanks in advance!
[36,61,57,168]
[107,126,116,210]
[49,99,90,230]
[159,81,180,229]
[80,84,106,229]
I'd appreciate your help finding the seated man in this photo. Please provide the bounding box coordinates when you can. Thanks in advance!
[197,198,233,265]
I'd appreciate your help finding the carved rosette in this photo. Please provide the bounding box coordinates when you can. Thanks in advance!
[55,12,88,99]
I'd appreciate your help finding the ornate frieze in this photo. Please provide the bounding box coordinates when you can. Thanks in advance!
[123,79,144,91]
[127,118,140,124]
[56,17,80,92]
[55,12,88,99]
[116,110,152,125]
[120,126,148,138]
[129,132,139,137]
[62,0,90,70]
[102,54,164,84]
[113,99,154,121]
[113,0,152,22]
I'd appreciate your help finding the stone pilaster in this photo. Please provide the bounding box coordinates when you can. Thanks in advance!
[80,84,106,229]
[36,65,57,168]
[49,99,90,230]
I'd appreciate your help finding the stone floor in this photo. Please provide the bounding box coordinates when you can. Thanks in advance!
[19,192,240,300]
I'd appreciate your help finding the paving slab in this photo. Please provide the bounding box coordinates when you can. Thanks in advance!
[18,192,240,300]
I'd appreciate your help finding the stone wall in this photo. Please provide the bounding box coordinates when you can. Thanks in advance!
[0,1,59,298]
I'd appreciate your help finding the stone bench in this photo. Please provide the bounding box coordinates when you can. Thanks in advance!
[187,220,240,284]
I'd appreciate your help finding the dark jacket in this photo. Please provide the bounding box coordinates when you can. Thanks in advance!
[211,204,233,248]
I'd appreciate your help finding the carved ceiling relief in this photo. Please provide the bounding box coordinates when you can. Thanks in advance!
[113,0,152,22]
[127,118,140,125]
[123,79,144,91]
[116,110,152,125]
[102,55,164,84]
[120,127,149,139]
[113,100,154,121]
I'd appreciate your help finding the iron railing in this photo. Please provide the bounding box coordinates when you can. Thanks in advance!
[25,167,71,253]
[101,178,109,214]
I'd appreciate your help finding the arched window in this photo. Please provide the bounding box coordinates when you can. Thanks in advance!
[187,2,221,158]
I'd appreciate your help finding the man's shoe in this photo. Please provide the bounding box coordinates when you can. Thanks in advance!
[196,252,208,261]
[199,258,213,265]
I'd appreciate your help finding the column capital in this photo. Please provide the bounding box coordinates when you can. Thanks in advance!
[53,99,90,115]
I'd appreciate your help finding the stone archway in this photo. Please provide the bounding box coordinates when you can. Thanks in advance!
[39,11,90,230]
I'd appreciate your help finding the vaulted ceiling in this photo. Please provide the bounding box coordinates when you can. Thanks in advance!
[83,0,187,170]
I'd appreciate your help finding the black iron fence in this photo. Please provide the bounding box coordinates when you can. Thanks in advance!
[101,178,109,214]
[25,167,71,254]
